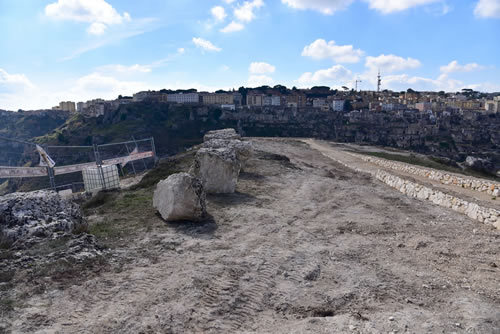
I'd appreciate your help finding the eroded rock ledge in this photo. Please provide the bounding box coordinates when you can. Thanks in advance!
[0,190,87,243]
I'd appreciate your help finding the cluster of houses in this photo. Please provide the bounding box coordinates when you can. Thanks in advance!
[49,86,500,118]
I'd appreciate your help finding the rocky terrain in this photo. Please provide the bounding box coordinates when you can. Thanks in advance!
[1,137,499,333]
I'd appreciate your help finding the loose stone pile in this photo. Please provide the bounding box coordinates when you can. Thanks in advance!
[0,190,87,243]
[153,129,253,222]
[350,152,499,196]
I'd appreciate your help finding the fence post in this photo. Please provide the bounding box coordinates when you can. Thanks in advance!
[93,144,107,191]
[151,137,158,165]
[45,146,56,191]
[133,136,148,171]
[46,166,56,191]
[124,142,137,176]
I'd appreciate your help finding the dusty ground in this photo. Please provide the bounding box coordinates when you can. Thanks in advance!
[3,138,500,333]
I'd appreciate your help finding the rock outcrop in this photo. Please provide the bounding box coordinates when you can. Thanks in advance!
[191,147,241,194]
[153,172,207,221]
[0,190,86,243]
[203,138,254,165]
[203,128,241,142]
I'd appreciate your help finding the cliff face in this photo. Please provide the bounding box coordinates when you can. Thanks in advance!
[0,110,69,167]
[223,108,500,174]
[1,103,499,194]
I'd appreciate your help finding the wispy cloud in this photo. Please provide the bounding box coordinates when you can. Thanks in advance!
[192,37,222,52]
[58,17,160,61]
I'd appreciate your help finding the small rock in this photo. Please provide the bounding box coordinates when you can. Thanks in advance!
[389,316,395,321]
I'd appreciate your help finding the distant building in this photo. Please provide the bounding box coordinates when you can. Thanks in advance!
[53,101,76,112]
[332,100,345,112]
[232,93,243,106]
[201,93,234,105]
[167,93,200,104]
[285,92,306,108]
[133,91,152,102]
[415,102,432,112]
[263,95,281,106]
[77,102,85,112]
[485,97,500,113]
[247,93,263,107]
[313,98,328,108]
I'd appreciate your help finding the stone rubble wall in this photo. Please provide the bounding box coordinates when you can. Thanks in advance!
[346,152,499,196]
[309,144,500,230]
[376,170,500,230]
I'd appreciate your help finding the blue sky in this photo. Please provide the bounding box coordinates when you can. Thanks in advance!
[1,0,500,110]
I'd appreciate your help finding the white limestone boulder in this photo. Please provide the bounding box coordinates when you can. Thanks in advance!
[191,147,241,194]
[153,173,207,222]
[202,139,254,165]
[203,128,241,142]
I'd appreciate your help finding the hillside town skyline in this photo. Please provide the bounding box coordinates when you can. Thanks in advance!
[1,0,500,110]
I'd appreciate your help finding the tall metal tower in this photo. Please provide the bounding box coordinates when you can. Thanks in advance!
[354,79,362,91]
[377,70,382,93]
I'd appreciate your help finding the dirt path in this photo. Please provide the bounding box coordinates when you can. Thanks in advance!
[7,138,500,333]
[303,139,500,211]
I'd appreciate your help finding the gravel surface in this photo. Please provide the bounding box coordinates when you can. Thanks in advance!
[5,138,500,333]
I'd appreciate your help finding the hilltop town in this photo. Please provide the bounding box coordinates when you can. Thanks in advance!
[35,86,500,118]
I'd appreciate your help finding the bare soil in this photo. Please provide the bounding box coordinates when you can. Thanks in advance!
[2,138,500,333]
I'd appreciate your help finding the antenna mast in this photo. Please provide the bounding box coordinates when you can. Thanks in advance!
[377,70,382,93]
[354,79,362,91]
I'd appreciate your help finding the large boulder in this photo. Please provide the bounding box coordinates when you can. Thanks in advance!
[202,139,254,165]
[153,172,207,222]
[0,190,86,243]
[191,147,241,193]
[203,128,241,142]
[465,156,496,175]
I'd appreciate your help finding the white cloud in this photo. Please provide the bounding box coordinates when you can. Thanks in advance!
[365,54,421,73]
[211,6,227,22]
[192,37,222,52]
[0,69,148,111]
[282,0,445,14]
[177,48,185,54]
[474,0,500,18]
[45,0,131,35]
[224,0,236,3]
[364,0,441,14]
[0,69,35,94]
[97,64,152,74]
[234,0,265,22]
[248,75,274,86]
[220,21,245,32]
[302,39,364,63]
[297,65,352,85]
[440,60,485,73]
[378,72,467,92]
[281,0,354,14]
[87,22,107,35]
[249,62,276,74]
[71,72,147,98]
